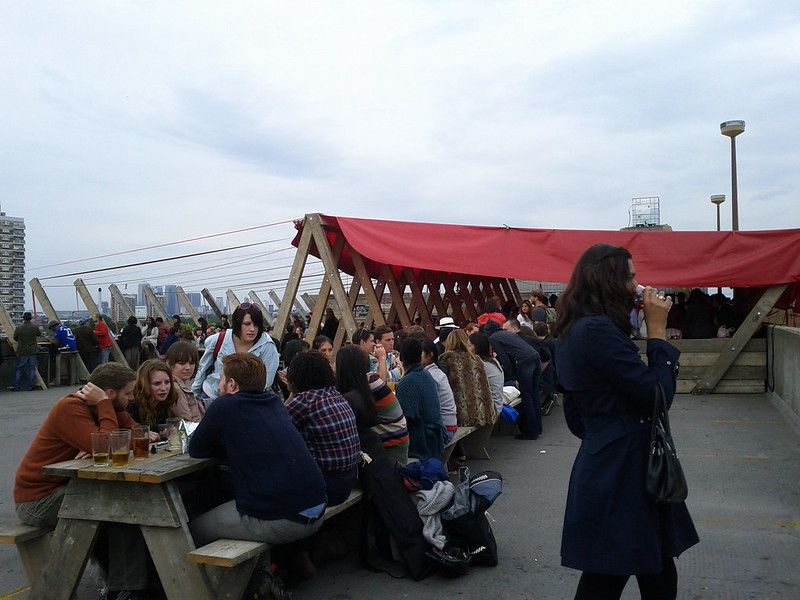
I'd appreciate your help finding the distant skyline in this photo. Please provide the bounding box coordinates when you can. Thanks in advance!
[2,1,798,311]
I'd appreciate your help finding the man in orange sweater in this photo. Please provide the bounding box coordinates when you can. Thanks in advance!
[14,362,151,600]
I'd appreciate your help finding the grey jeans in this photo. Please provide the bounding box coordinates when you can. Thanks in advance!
[16,487,148,591]
[189,500,323,548]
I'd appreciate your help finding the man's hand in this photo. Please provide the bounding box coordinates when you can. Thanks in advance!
[75,382,108,406]
[374,344,387,361]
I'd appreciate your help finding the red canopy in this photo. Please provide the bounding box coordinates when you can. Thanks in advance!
[292,215,800,289]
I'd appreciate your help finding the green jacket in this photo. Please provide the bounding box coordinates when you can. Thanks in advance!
[14,321,41,356]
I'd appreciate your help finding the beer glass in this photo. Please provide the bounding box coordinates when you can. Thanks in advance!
[110,429,131,467]
[165,417,182,453]
[132,425,150,459]
[91,431,110,466]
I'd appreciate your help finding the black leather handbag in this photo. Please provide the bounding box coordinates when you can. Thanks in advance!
[646,382,688,503]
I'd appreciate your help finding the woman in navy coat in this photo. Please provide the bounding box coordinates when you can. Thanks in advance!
[554,244,698,600]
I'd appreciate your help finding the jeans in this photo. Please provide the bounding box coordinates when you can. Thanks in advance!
[323,468,358,507]
[517,360,542,438]
[13,354,38,391]
[189,500,323,548]
[98,348,111,364]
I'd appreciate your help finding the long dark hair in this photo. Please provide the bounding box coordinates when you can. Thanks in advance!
[335,345,377,427]
[554,244,634,337]
[468,332,501,370]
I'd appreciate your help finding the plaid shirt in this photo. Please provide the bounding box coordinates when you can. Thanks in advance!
[285,386,361,473]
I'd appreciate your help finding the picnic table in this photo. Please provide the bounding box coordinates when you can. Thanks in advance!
[34,448,218,600]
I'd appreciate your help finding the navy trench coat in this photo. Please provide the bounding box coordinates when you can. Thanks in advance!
[556,315,699,575]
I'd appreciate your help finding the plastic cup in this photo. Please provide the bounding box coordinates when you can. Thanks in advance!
[91,431,110,466]
[165,417,182,452]
[110,429,131,467]
[132,425,150,459]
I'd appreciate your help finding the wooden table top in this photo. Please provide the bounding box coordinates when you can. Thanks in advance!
[43,448,213,484]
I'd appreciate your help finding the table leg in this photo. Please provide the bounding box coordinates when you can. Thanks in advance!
[32,518,100,600]
[141,521,216,600]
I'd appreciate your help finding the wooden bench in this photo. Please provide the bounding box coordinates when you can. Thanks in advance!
[54,350,80,386]
[188,488,366,598]
[0,520,53,585]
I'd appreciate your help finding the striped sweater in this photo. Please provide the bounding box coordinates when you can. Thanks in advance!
[368,373,410,453]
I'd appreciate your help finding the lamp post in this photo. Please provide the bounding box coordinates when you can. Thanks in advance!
[710,194,725,231]
[720,120,745,231]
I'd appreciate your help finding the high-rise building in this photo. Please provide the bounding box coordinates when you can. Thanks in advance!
[187,292,202,310]
[0,208,25,322]
[137,282,150,307]
[111,293,137,322]
[165,284,178,316]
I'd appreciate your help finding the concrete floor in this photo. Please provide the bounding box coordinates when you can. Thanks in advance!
[0,387,798,599]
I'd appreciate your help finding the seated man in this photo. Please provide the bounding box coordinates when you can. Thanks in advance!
[189,353,328,546]
[395,338,446,461]
[285,350,361,507]
[14,362,150,600]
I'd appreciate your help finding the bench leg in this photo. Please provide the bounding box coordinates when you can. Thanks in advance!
[141,523,216,600]
[32,518,100,600]
[205,556,261,600]
[17,531,54,586]
[462,424,494,460]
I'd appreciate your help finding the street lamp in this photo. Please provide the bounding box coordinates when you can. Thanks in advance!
[710,194,725,231]
[720,120,745,231]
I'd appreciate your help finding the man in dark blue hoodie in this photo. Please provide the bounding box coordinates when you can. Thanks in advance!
[482,320,543,440]
[188,353,327,547]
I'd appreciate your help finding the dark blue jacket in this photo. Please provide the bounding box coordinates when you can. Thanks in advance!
[189,389,326,521]
[395,363,445,461]
[556,315,698,575]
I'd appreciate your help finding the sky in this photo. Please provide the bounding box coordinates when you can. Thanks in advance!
[1,1,798,311]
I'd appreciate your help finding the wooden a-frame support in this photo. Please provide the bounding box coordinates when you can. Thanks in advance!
[201,289,224,319]
[74,279,127,365]
[175,286,203,327]
[0,300,48,389]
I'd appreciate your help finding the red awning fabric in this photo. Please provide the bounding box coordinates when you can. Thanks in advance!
[292,215,800,289]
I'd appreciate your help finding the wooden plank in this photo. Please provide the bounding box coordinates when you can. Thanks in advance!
[467,278,486,313]
[333,278,362,350]
[142,522,216,600]
[423,275,448,321]
[226,290,241,313]
[0,521,49,544]
[204,557,260,600]
[108,284,135,320]
[441,276,466,326]
[350,247,386,327]
[293,297,310,319]
[201,289,224,318]
[301,293,316,312]
[382,265,412,329]
[0,301,48,389]
[404,268,436,338]
[364,275,387,330]
[142,284,172,322]
[322,488,364,521]
[75,278,128,365]
[454,277,478,321]
[176,286,203,326]
[308,215,359,342]
[658,351,766,367]
[678,365,765,380]
[57,478,182,527]
[632,338,766,353]
[248,291,274,327]
[677,379,766,394]
[188,539,267,567]
[695,285,787,393]
[33,518,100,600]
[273,215,315,344]
[508,278,524,307]
[17,530,53,586]
[304,235,345,342]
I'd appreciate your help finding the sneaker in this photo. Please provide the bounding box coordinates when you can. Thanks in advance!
[7,386,20,392]
[541,396,555,416]
[105,591,149,600]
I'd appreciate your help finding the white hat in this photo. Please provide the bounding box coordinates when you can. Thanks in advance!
[436,316,458,330]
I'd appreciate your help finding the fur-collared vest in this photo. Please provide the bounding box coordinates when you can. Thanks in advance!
[437,351,496,426]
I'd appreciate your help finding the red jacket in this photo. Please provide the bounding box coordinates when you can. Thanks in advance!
[477,312,506,328]
[94,319,113,349]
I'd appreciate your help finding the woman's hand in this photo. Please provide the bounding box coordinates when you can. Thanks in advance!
[642,287,672,340]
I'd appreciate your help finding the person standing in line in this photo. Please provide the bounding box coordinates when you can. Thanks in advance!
[555,244,698,600]
[93,313,113,364]
[73,319,99,374]
[117,316,143,369]
[9,312,40,391]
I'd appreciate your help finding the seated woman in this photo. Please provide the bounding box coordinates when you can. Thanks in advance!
[285,350,361,507]
[165,341,205,422]
[420,338,458,443]
[395,337,445,462]
[335,344,409,466]
[468,332,504,418]
[438,328,495,427]
[127,359,178,429]
[312,335,335,369]
[193,303,280,405]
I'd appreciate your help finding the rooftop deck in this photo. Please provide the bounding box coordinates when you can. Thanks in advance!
[1,387,798,599]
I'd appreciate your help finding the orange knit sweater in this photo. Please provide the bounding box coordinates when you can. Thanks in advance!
[14,394,137,503]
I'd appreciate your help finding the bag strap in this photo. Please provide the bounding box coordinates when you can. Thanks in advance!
[651,381,674,440]
[211,330,226,363]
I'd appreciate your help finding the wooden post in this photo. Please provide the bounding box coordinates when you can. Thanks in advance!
[226,290,241,313]
[499,278,514,304]
[333,278,362,350]
[454,277,478,321]
[108,284,135,320]
[423,275,448,321]
[30,278,90,382]
[0,301,48,389]
[382,265,412,329]
[364,275,387,330]
[694,284,788,393]
[201,289,224,318]
[176,287,203,327]
[442,276,467,325]
[467,277,486,313]
[75,279,127,365]
[350,247,386,328]
[142,286,171,323]
[307,215,358,342]
[304,235,346,342]
[268,290,283,315]
[301,293,315,312]
[404,268,435,338]
[293,297,310,319]
[248,291,274,327]
[273,215,314,344]
[508,278,524,306]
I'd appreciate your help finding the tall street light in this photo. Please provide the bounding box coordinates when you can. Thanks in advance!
[720,120,745,230]
[711,194,725,231]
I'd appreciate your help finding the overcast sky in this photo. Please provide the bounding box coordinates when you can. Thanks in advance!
[2,1,798,311]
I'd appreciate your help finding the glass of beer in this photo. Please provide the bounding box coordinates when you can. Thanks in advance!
[132,426,150,459]
[91,431,110,466]
[110,429,131,467]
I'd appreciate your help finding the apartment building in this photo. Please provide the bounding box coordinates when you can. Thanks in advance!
[0,209,25,322]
